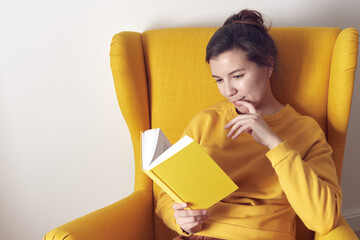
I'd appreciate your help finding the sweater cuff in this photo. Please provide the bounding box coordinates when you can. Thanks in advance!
[266,141,293,168]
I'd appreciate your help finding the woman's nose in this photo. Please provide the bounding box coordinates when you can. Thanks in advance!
[224,81,237,97]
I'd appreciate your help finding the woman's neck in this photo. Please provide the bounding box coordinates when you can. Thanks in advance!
[257,92,284,116]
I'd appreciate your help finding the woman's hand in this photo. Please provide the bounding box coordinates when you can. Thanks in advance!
[172,202,209,234]
[225,100,282,149]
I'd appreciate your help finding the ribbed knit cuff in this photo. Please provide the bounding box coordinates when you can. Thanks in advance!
[266,141,293,168]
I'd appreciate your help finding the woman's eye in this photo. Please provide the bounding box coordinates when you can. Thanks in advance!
[233,74,244,79]
[215,79,223,83]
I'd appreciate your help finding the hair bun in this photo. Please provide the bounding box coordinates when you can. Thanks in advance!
[223,9,270,31]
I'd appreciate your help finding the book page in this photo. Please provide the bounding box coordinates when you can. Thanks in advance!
[147,135,193,170]
[141,129,157,169]
[142,128,172,170]
[152,129,172,164]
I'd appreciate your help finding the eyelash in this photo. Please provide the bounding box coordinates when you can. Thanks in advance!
[214,74,244,83]
[234,74,244,79]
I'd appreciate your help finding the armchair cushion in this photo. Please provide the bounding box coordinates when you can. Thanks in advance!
[314,215,359,240]
[43,191,154,240]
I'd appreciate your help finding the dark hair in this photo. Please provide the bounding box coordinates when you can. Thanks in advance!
[206,9,277,69]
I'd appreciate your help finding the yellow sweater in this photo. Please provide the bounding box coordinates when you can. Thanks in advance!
[155,100,342,240]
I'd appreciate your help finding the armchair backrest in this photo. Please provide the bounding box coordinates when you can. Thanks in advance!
[110,27,359,240]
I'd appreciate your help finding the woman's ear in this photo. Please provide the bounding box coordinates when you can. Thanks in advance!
[267,66,274,78]
[267,57,274,78]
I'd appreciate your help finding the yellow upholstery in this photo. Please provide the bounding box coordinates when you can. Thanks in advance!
[44,27,359,240]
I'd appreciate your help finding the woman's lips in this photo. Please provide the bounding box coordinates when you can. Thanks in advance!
[233,101,243,106]
[232,97,246,106]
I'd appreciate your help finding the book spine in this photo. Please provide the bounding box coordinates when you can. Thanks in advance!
[144,170,185,204]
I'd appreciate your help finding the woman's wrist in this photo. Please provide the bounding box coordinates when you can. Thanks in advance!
[267,135,283,149]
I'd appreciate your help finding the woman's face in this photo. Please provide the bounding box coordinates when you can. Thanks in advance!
[209,48,273,114]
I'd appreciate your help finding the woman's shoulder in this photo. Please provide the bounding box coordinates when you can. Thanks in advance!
[286,105,323,128]
[280,105,332,156]
[280,104,327,139]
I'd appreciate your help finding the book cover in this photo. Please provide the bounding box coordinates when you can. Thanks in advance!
[141,128,238,209]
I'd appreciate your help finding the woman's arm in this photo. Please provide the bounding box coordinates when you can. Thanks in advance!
[266,140,342,235]
[225,101,342,235]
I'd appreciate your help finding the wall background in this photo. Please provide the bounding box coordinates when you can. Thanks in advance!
[1,0,359,239]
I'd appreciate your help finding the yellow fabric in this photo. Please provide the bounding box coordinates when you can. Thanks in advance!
[43,191,154,240]
[44,27,359,240]
[110,32,152,192]
[314,215,359,240]
[327,28,359,181]
[155,101,342,240]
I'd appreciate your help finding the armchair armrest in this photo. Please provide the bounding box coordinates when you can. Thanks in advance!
[314,215,359,240]
[43,190,154,240]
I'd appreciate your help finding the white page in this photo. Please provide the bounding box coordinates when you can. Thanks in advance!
[152,129,172,163]
[141,129,157,169]
[142,128,172,170]
[146,135,193,170]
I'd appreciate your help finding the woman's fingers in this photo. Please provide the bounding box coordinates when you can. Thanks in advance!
[176,214,208,224]
[225,113,257,129]
[172,202,187,210]
[238,100,257,114]
[182,222,203,233]
[172,202,208,234]
[226,117,254,137]
[225,101,258,130]
[174,209,208,219]
[231,122,252,139]
[225,112,283,148]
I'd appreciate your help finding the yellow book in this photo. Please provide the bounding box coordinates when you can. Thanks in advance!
[141,128,238,209]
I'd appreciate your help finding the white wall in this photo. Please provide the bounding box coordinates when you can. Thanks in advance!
[1,0,359,239]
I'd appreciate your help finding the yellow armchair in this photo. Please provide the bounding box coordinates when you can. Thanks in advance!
[44,27,359,240]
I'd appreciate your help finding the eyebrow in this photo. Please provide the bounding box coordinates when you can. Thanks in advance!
[212,68,247,78]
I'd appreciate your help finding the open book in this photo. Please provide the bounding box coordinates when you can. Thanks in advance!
[141,128,238,209]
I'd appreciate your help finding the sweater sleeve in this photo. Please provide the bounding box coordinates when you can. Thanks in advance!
[266,140,342,235]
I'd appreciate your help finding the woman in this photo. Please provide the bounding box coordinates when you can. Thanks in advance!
[155,9,342,240]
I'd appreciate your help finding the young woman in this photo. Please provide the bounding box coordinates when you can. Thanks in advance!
[155,9,342,240]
